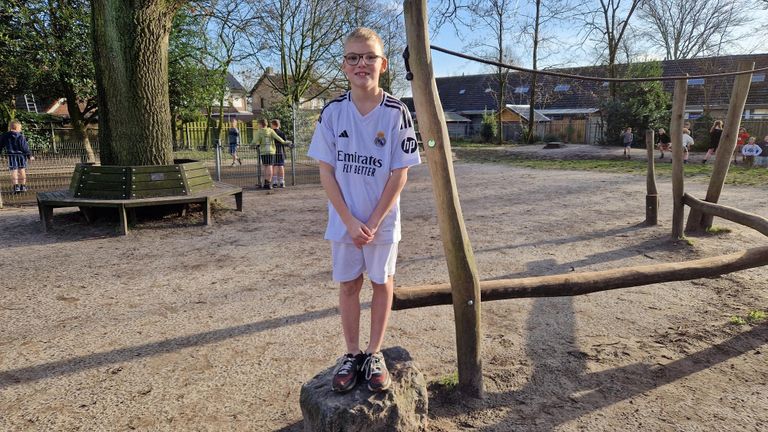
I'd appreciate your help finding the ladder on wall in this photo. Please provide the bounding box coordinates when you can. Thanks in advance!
[24,94,38,113]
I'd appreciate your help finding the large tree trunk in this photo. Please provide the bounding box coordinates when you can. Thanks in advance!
[62,85,96,163]
[91,0,180,166]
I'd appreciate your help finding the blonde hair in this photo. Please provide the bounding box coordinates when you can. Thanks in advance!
[8,119,21,131]
[344,27,384,54]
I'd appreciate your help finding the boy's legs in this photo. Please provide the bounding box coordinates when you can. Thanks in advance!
[366,276,393,354]
[10,168,19,192]
[339,274,364,354]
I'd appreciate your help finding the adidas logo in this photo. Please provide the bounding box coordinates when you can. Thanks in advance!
[338,130,349,138]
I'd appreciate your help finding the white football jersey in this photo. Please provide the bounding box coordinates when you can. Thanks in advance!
[308,91,421,244]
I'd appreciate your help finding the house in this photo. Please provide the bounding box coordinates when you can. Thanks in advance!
[206,72,252,121]
[248,67,344,116]
[403,53,768,143]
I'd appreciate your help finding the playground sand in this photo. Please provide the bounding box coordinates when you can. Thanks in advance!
[1,154,766,431]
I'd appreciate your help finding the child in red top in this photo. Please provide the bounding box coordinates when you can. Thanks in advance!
[735,127,749,164]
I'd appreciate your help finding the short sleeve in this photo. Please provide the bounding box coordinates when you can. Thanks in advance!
[308,110,337,166]
[391,108,421,170]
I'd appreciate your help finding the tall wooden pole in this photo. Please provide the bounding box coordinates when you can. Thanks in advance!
[670,79,688,239]
[403,0,484,398]
[685,61,754,232]
[645,129,658,225]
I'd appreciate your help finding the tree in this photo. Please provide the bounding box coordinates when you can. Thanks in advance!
[18,0,98,162]
[256,0,348,107]
[578,0,642,99]
[0,1,27,126]
[253,0,349,143]
[599,61,670,145]
[520,0,573,143]
[91,0,186,166]
[638,0,753,60]
[168,5,222,148]
[197,1,258,147]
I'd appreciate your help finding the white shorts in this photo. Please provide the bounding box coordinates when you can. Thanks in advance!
[331,241,398,284]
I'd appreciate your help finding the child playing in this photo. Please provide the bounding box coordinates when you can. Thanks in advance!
[308,27,421,393]
[228,119,242,166]
[741,136,762,168]
[682,128,694,163]
[657,128,671,159]
[622,127,633,159]
[253,118,285,190]
[1,120,35,193]
[270,119,288,188]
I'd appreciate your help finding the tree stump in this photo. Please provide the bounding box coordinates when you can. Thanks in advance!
[299,346,428,432]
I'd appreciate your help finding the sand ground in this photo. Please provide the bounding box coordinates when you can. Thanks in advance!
[1,146,766,431]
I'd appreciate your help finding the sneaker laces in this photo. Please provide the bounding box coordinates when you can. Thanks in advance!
[362,354,383,380]
[334,355,355,376]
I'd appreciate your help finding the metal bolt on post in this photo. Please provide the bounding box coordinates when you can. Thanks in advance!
[214,139,222,181]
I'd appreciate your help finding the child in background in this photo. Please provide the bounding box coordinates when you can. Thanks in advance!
[228,119,242,166]
[682,128,694,163]
[757,135,768,168]
[741,136,762,168]
[735,126,749,164]
[622,127,633,159]
[1,119,35,193]
[657,128,671,159]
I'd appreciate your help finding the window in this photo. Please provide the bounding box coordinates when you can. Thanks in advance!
[687,78,705,86]
[514,86,529,94]
[752,73,765,83]
[459,89,466,95]
[554,84,570,92]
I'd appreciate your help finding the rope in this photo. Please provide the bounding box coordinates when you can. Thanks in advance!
[430,44,768,83]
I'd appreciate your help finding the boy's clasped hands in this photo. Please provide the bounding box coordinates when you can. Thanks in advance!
[346,218,378,248]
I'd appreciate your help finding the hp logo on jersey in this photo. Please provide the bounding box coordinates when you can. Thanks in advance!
[401,137,418,154]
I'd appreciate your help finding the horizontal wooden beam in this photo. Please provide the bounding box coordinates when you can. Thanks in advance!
[393,246,768,310]
[683,193,768,237]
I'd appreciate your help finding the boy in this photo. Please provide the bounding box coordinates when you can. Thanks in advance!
[228,119,242,166]
[1,120,34,193]
[622,127,633,159]
[270,119,288,188]
[308,27,421,393]
[253,118,285,190]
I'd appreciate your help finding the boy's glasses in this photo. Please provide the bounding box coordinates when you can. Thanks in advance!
[343,53,384,66]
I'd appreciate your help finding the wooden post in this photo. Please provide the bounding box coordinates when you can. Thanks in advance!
[670,79,688,239]
[403,0,484,398]
[686,61,754,232]
[645,129,658,225]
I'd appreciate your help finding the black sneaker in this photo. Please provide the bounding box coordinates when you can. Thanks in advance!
[20,185,28,192]
[331,352,365,393]
[237,158,242,165]
[12,184,21,194]
[279,183,285,188]
[361,351,392,392]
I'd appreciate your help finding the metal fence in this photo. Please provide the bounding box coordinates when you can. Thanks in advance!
[0,139,320,207]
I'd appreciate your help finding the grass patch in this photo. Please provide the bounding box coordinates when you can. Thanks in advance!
[728,311,766,326]
[433,372,459,389]
[729,316,747,325]
[705,226,732,235]
[455,148,768,186]
[747,310,766,323]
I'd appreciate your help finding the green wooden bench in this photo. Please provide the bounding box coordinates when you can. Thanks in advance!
[37,181,243,235]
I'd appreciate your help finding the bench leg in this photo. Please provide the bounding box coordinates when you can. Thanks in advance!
[79,206,95,224]
[40,204,53,232]
[118,204,129,235]
[235,192,243,211]
[203,197,212,226]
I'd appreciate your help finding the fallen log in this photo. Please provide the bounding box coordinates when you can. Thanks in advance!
[393,246,768,310]
[683,193,768,237]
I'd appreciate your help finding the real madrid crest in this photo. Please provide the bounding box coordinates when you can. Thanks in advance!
[373,131,386,147]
